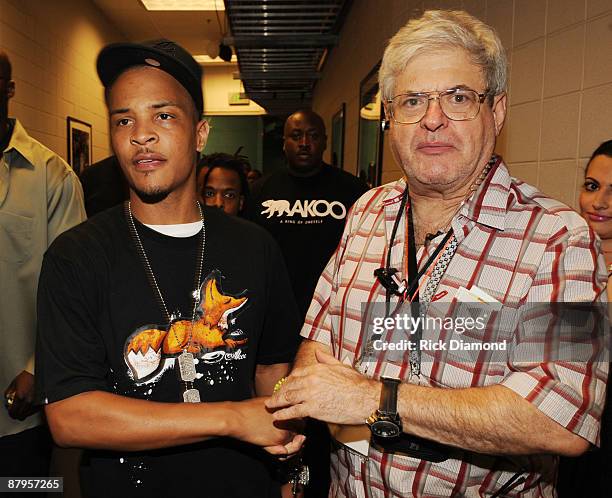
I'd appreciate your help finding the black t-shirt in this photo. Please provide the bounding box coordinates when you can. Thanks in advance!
[35,205,301,498]
[248,165,368,318]
[79,155,129,217]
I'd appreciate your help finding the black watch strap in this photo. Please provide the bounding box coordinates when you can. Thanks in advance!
[380,377,400,415]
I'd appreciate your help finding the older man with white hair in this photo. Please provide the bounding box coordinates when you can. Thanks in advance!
[267,10,608,497]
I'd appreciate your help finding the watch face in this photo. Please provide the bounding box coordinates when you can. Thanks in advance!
[371,419,401,438]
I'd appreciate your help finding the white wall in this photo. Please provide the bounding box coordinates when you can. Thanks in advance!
[313,0,612,208]
[0,0,124,163]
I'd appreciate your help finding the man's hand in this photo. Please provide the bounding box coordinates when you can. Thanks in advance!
[265,349,379,425]
[4,370,38,421]
[230,397,306,456]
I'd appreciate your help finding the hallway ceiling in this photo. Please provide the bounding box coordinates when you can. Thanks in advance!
[224,0,353,115]
[93,0,353,115]
[93,0,228,57]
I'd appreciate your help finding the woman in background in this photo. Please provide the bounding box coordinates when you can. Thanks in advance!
[559,139,612,497]
[580,140,612,295]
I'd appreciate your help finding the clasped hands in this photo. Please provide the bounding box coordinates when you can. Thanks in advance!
[259,349,379,457]
[266,349,380,427]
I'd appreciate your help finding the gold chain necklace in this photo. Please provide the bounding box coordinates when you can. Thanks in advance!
[419,156,496,245]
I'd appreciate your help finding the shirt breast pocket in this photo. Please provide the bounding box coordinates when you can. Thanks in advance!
[0,211,33,263]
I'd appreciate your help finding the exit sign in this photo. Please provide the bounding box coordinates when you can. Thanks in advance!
[228,92,250,105]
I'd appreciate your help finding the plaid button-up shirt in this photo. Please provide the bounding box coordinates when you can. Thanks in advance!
[301,160,608,497]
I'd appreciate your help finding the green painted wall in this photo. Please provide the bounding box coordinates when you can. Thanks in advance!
[202,115,263,170]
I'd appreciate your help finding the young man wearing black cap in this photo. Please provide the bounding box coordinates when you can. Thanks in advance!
[35,40,303,497]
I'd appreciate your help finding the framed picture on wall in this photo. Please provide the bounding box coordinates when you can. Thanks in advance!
[331,103,346,169]
[357,62,384,187]
[67,117,92,175]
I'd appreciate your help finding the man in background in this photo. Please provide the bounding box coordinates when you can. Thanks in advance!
[0,49,86,482]
[247,169,262,184]
[249,109,368,497]
[200,152,249,217]
[79,155,128,217]
[249,110,368,319]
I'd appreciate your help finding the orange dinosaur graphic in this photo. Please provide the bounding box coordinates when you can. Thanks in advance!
[124,271,248,383]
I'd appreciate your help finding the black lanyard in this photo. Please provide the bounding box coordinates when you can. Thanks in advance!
[382,188,455,379]
[384,188,453,313]
[404,213,454,303]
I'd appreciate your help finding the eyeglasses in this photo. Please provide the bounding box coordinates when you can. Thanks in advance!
[387,87,489,124]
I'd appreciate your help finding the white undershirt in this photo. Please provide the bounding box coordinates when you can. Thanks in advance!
[144,221,202,238]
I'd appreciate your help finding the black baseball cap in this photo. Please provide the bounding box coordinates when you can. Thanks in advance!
[97,39,203,114]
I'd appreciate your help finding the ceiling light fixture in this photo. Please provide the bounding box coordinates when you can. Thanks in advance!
[194,54,237,65]
[140,0,224,11]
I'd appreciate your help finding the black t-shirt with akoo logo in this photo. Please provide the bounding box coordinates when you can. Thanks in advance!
[35,205,300,498]
[248,165,369,318]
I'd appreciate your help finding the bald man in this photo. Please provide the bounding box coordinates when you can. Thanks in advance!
[248,109,368,497]
[0,50,86,482]
[249,110,368,319]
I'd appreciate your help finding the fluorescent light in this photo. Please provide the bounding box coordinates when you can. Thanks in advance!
[194,54,237,65]
[141,0,224,11]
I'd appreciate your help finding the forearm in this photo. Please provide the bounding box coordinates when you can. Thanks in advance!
[289,339,333,434]
[46,391,232,451]
[397,383,589,456]
[267,347,587,456]
[255,363,291,396]
[293,339,331,370]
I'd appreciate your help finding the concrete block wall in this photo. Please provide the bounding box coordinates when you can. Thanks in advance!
[0,0,123,165]
[313,0,612,209]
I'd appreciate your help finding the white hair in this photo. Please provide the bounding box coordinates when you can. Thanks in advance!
[379,10,507,102]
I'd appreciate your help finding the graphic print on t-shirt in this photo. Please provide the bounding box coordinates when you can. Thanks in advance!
[260,198,347,223]
[124,270,248,385]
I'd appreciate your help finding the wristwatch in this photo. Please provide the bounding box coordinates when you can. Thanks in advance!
[366,377,402,438]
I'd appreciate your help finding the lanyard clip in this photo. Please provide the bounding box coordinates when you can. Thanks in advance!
[374,268,406,296]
